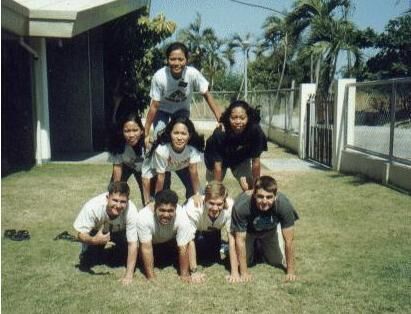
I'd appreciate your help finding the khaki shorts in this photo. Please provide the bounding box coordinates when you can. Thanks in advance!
[206,159,253,188]
[246,224,285,267]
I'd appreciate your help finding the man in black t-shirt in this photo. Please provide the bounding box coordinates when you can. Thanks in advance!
[231,176,299,282]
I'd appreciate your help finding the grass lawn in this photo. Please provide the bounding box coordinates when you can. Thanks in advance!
[2,144,410,314]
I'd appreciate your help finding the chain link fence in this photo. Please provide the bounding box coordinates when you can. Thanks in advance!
[345,78,411,165]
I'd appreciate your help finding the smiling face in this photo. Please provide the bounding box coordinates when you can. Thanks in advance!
[155,203,177,225]
[106,192,128,219]
[170,122,190,152]
[167,49,187,79]
[205,197,225,220]
[254,188,276,212]
[229,106,249,134]
[123,121,143,147]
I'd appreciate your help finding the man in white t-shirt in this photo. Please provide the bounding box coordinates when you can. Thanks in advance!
[136,189,203,283]
[73,182,139,285]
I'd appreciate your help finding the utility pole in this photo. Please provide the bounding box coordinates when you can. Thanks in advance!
[243,42,249,100]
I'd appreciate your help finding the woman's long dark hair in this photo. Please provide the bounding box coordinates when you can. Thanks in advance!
[148,116,204,157]
[108,112,144,154]
[220,100,261,134]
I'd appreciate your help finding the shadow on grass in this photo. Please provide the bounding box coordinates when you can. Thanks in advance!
[1,163,36,178]
[327,173,374,186]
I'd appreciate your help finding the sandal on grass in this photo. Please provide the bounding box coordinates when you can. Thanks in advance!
[4,229,17,239]
[54,231,78,242]
[13,230,30,241]
[4,229,30,241]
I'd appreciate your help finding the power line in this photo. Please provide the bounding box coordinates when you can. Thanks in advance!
[227,0,286,16]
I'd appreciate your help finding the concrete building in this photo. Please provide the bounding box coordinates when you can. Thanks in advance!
[1,0,150,175]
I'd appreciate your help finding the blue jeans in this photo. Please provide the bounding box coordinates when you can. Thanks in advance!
[153,109,190,138]
[153,109,193,200]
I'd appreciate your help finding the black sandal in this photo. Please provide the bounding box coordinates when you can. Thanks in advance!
[13,230,30,241]
[4,229,17,239]
[54,231,78,242]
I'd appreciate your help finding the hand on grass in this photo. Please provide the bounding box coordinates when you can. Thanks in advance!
[285,273,297,282]
[240,272,253,282]
[119,276,133,286]
[191,272,206,283]
[180,275,192,284]
[225,273,242,283]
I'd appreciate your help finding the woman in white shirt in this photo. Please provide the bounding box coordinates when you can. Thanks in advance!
[184,181,241,283]
[144,41,221,147]
[142,116,204,206]
[109,112,147,205]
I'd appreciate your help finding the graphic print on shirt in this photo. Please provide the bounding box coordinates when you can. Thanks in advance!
[165,89,187,103]
[252,214,275,232]
[167,155,190,170]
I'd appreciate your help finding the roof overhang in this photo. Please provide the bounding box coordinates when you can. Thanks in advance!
[1,0,150,38]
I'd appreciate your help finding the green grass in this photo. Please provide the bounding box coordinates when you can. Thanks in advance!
[2,146,411,314]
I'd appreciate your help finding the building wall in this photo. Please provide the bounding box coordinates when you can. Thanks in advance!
[1,33,35,175]
[47,28,105,157]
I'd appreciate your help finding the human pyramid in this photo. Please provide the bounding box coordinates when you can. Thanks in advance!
[73,42,299,285]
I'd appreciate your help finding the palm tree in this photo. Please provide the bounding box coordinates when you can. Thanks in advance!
[227,33,258,99]
[177,12,210,71]
[177,13,228,89]
[201,29,227,89]
[262,13,299,104]
[286,0,353,92]
[307,16,362,94]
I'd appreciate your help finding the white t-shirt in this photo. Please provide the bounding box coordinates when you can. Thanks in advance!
[136,204,195,246]
[150,66,209,114]
[142,143,202,178]
[110,144,145,171]
[73,193,139,242]
[184,196,234,234]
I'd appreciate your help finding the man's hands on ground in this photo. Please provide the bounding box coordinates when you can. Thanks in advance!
[119,276,133,286]
[225,273,242,283]
[285,273,297,282]
[191,272,206,283]
[240,272,253,282]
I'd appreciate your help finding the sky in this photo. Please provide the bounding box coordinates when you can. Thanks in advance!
[149,0,410,72]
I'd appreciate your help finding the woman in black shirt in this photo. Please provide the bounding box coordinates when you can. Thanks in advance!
[204,100,267,191]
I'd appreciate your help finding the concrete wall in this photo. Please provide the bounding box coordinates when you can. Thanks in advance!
[340,150,411,191]
[261,124,299,154]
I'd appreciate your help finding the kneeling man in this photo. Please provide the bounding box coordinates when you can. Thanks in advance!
[73,181,139,285]
[231,176,299,282]
[136,189,202,283]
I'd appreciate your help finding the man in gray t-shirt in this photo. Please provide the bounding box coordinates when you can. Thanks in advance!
[231,176,299,282]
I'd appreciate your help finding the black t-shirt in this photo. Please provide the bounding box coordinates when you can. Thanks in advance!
[231,192,299,234]
[204,124,268,170]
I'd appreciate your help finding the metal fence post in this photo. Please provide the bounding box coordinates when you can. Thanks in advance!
[389,81,396,163]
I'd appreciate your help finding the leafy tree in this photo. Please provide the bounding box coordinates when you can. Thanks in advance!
[212,71,243,91]
[104,8,176,118]
[366,14,411,79]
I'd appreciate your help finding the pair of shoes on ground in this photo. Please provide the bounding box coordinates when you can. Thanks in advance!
[4,229,30,241]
